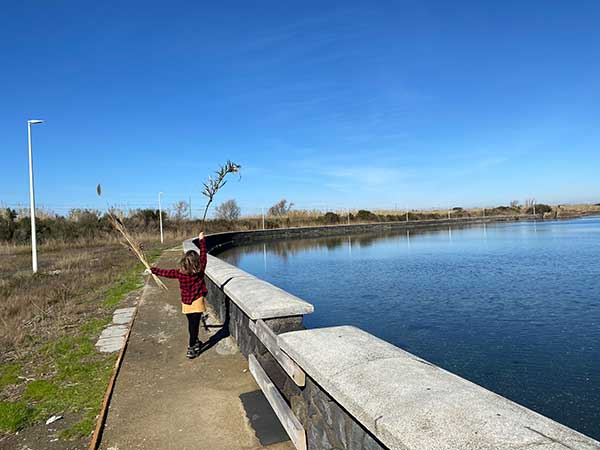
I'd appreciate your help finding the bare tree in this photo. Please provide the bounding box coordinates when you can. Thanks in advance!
[172,200,189,221]
[215,199,241,221]
[268,199,294,216]
[510,200,520,209]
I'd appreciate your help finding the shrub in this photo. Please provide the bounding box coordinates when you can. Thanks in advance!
[527,204,552,214]
[321,212,340,224]
[487,206,518,216]
[126,209,167,231]
[0,208,17,241]
[356,210,378,221]
[381,214,400,222]
[450,207,470,218]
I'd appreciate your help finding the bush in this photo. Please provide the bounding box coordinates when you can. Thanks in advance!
[450,207,470,218]
[356,210,378,221]
[321,212,340,224]
[487,206,519,216]
[0,209,17,241]
[126,209,167,231]
[527,204,552,214]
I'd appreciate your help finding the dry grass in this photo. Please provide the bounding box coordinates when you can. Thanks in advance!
[0,233,181,358]
[0,233,174,441]
[242,203,600,222]
[555,203,600,216]
[0,229,194,256]
[1,245,125,357]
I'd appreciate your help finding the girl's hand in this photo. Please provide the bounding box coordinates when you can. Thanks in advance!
[144,268,152,275]
[198,232,205,240]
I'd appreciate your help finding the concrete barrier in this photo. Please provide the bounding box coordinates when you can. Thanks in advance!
[184,219,600,450]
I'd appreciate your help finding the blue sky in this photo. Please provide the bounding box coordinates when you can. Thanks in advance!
[1,1,599,215]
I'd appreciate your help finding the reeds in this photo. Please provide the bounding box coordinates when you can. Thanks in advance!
[97,184,167,290]
[105,210,167,290]
[201,160,241,225]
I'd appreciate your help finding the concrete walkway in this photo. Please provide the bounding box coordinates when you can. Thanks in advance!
[99,252,293,450]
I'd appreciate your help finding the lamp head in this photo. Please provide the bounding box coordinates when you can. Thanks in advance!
[28,120,44,125]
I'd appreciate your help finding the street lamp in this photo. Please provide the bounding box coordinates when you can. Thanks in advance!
[27,119,44,273]
[158,192,164,244]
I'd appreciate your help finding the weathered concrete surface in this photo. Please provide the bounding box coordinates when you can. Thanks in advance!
[95,325,128,353]
[96,308,137,353]
[98,252,293,450]
[223,277,314,320]
[279,326,600,450]
[205,254,255,286]
[112,307,136,325]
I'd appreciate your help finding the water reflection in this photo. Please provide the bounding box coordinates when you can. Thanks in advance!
[225,222,493,261]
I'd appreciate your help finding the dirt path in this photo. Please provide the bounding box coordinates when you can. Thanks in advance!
[98,252,292,450]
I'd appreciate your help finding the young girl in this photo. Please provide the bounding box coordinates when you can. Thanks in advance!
[149,232,208,359]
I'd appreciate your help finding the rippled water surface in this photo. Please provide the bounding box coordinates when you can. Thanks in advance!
[221,218,600,439]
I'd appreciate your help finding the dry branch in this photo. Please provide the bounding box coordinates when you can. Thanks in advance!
[201,160,241,225]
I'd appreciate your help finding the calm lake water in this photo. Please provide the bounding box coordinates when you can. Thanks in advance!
[221,218,600,439]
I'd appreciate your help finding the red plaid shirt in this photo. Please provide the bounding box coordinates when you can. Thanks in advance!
[151,238,207,304]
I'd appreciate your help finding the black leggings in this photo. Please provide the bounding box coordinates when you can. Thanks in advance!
[186,313,202,347]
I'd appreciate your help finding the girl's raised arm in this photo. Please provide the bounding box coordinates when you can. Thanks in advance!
[198,232,207,273]
[151,267,180,279]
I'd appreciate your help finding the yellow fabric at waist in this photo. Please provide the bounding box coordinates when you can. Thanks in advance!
[182,297,206,314]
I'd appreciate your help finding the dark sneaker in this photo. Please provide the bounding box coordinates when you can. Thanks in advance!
[193,340,202,353]
[186,345,199,359]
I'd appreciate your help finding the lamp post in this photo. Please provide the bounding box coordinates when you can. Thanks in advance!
[158,192,164,244]
[27,119,43,273]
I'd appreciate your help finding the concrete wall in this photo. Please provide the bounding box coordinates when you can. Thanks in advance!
[203,258,386,450]
[186,219,600,450]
